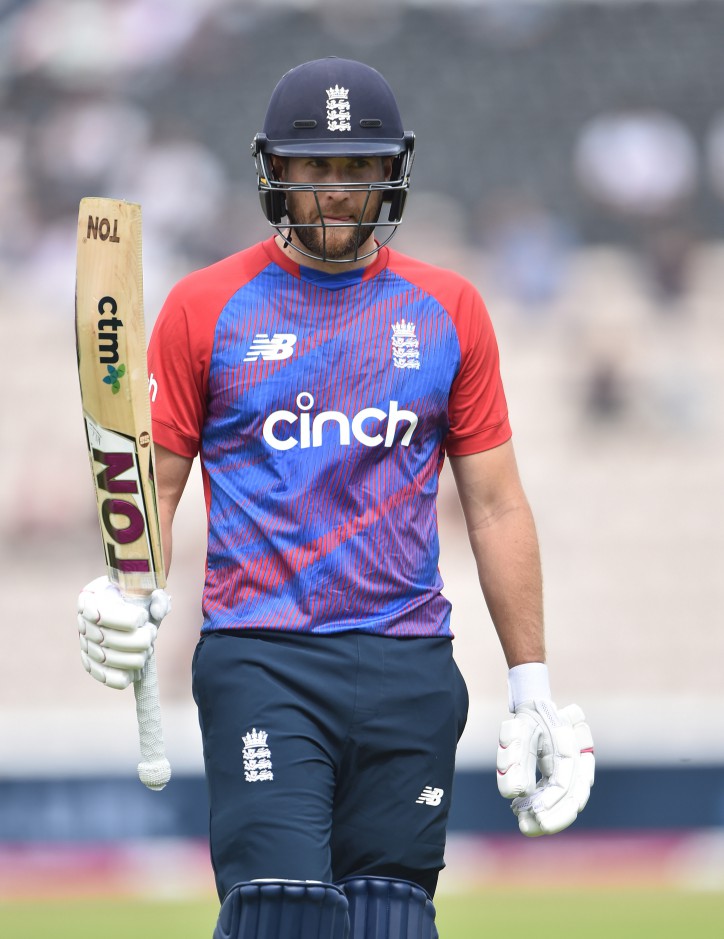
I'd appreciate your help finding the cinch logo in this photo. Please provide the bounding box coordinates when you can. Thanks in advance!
[244,333,297,363]
[262,392,418,451]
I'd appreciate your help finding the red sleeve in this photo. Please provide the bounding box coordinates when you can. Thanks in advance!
[148,279,211,458]
[445,285,511,456]
[147,244,271,458]
[385,250,511,456]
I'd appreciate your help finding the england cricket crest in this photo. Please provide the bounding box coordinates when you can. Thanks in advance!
[391,319,421,369]
[326,84,351,132]
[243,728,274,782]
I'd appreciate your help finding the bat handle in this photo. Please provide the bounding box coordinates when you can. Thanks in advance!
[134,652,172,790]
[126,590,171,790]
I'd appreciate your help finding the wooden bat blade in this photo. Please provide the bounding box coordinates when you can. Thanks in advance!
[76,196,170,790]
[75,197,165,597]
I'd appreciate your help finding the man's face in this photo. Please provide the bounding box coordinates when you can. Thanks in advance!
[272,155,393,260]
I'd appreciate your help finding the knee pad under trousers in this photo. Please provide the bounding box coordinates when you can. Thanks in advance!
[213,880,349,939]
[338,876,439,939]
[212,876,438,939]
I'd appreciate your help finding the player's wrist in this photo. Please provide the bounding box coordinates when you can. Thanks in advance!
[507,662,551,712]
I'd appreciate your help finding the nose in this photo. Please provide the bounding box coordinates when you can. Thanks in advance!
[316,178,356,211]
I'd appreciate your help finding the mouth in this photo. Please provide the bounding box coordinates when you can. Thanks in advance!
[321,215,356,225]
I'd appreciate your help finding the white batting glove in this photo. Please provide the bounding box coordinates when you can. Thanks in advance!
[496,664,595,836]
[77,576,170,690]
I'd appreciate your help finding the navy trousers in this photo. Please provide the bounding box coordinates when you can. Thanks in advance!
[192,630,469,900]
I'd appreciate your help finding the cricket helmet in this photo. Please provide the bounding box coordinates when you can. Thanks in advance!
[251,57,415,260]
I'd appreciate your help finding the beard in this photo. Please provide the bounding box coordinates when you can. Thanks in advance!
[286,191,384,260]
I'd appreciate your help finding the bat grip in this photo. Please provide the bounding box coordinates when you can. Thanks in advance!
[127,596,172,791]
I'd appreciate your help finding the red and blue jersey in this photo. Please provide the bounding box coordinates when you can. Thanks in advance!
[148,237,511,637]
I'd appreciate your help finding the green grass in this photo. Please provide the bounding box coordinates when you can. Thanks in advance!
[0,888,722,938]
[438,888,724,938]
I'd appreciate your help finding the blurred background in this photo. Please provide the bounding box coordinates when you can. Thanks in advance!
[1,0,723,927]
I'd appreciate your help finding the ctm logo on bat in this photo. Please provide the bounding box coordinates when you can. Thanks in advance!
[96,295,124,366]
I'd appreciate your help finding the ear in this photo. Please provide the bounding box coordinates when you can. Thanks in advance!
[382,156,393,181]
[270,155,286,181]
[260,154,287,224]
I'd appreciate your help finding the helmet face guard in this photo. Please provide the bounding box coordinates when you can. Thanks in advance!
[252,57,415,263]
[252,133,415,262]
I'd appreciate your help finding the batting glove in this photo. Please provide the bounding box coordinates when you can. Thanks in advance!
[77,576,171,690]
[496,664,595,836]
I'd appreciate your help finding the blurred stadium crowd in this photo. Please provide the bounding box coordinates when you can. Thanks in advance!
[0,0,723,876]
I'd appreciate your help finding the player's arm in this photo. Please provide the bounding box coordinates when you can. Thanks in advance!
[155,444,194,576]
[449,439,544,667]
[449,440,595,837]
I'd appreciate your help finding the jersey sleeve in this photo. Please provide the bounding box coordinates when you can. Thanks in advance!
[445,284,511,456]
[147,243,278,459]
[147,279,213,459]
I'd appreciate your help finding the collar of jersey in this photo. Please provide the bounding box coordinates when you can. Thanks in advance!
[263,236,389,288]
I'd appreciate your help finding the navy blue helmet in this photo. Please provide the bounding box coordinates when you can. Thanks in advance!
[252,57,415,259]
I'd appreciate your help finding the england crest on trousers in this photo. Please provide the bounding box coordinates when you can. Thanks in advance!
[243,728,274,782]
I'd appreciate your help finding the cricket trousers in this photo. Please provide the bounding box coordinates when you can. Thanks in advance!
[191,630,469,901]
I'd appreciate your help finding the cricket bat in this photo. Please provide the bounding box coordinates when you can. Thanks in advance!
[75,196,171,791]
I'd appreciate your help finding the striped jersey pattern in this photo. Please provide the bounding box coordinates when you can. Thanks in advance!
[148,238,511,637]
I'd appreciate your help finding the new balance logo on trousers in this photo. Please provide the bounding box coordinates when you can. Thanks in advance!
[416,787,444,806]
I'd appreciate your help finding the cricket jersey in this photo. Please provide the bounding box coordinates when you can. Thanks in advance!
[148,236,511,637]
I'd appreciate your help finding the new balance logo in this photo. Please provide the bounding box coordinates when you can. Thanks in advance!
[244,333,297,363]
[416,786,444,806]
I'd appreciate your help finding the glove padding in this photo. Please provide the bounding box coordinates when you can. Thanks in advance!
[497,700,595,837]
[77,576,170,690]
